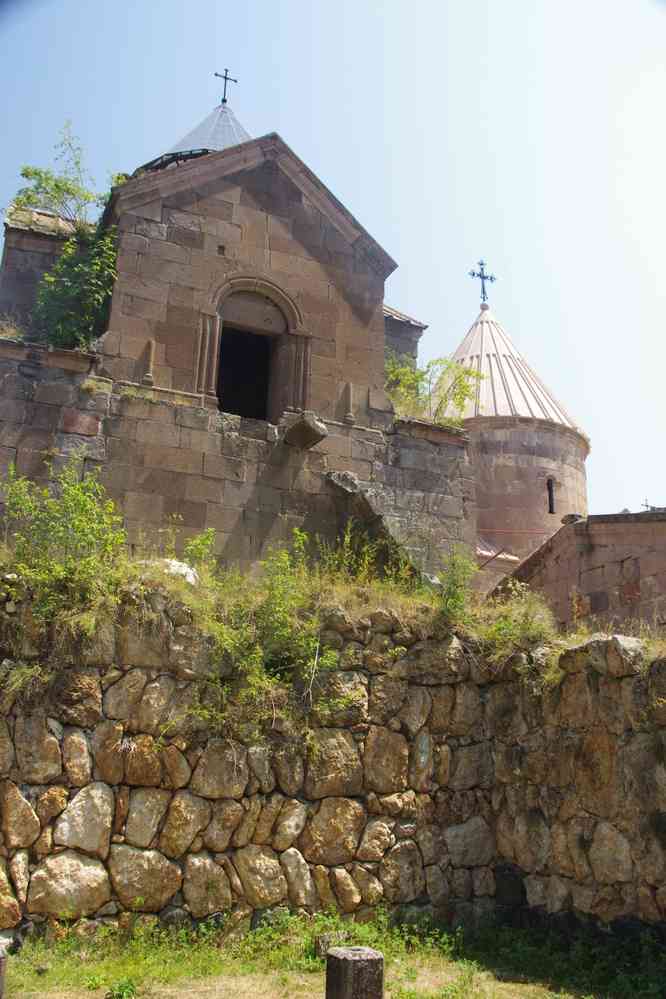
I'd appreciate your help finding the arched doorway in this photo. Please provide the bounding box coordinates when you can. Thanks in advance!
[217,291,287,421]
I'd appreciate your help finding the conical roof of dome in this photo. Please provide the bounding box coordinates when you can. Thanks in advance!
[451,303,578,428]
[167,102,251,156]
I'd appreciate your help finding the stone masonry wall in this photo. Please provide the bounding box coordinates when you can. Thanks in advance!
[511,513,666,629]
[0,343,475,575]
[0,591,665,938]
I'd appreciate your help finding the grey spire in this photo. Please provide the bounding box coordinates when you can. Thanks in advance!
[167,103,251,156]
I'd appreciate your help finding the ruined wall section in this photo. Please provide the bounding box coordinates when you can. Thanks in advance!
[511,513,666,629]
[0,345,474,573]
[0,607,664,935]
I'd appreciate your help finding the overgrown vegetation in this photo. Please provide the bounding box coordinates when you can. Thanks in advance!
[7,908,666,998]
[0,457,565,727]
[385,352,482,428]
[32,222,118,349]
[9,122,123,349]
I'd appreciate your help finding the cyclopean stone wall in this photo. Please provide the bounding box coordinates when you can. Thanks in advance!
[0,593,665,939]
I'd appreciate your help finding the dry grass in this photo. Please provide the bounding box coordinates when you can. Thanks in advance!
[7,962,577,999]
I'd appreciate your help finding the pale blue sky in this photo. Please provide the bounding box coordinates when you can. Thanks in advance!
[1,0,665,514]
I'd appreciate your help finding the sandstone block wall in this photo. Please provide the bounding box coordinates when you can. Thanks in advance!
[0,592,665,937]
[466,416,589,561]
[511,512,666,629]
[0,344,475,574]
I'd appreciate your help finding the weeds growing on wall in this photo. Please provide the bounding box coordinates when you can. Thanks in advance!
[0,457,564,725]
[385,352,482,428]
[9,122,124,349]
[32,222,118,349]
[1,459,125,623]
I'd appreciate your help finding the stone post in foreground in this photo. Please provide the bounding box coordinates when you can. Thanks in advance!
[325,946,384,999]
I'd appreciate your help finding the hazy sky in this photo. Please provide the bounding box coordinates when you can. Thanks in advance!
[1,0,664,514]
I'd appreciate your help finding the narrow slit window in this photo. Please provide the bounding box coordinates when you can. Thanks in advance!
[547,478,556,515]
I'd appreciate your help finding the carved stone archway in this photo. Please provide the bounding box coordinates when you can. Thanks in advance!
[195,275,311,420]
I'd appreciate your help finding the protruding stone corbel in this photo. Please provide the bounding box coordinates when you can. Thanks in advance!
[284,411,328,450]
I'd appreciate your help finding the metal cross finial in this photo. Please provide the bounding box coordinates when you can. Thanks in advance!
[469,259,497,303]
[214,68,238,105]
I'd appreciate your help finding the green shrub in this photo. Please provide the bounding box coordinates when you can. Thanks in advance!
[385,352,482,428]
[439,546,478,628]
[1,459,126,622]
[475,579,557,664]
[33,223,117,349]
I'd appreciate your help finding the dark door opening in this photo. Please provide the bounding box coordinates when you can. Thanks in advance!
[217,326,272,420]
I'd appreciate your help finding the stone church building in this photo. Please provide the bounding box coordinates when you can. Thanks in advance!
[1,95,660,622]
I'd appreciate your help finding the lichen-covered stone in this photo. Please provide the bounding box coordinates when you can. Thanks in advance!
[272,798,308,851]
[125,788,171,848]
[162,744,191,789]
[28,850,111,917]
[300,797,365,865]
[14,715,61,782]
[304,729,362,798]
[232,845,287,908]
[331,866,362,912]
[54,782,114,859]
[8,850,29,906]
[449,743,493,791]
[379,841,425,903]
[0,780,40,848]
[190,739,248,799]
[0,720,15,775]
[36,785,68,826]
[232,795,262,847]
[91,720,124,784]
[62,728,92,786]
[131,676,175,734]
[159,790,211,858]
[429,687,456,734]
[368,675,407,724]
[0,858,20,928]
[357,819,395,862]
[273,743,304,796]
[312,864,337,909]
[199,799,242,852]
[51,670,103,727]
[253,793,285,845]
[589,821,633,883]
[311,671,368,726]
[397,687,431,737]
[247,745,275,794]
[409,729,434,791]
[124,734,162,786]
[103,669,147,720]
[183,852,232,917]
[449,685,482,736]
[280,847,316,907]
[351,864,384,905]
[108,844,181,912]
[444,816,494,868]
[364,726,408,794]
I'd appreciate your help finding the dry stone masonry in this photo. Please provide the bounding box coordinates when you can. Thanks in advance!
[0,593,665,939]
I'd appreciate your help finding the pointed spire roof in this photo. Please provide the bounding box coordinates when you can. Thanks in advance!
[167,102,251,156]
[452,303,578,428]
[136,103,251,174]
